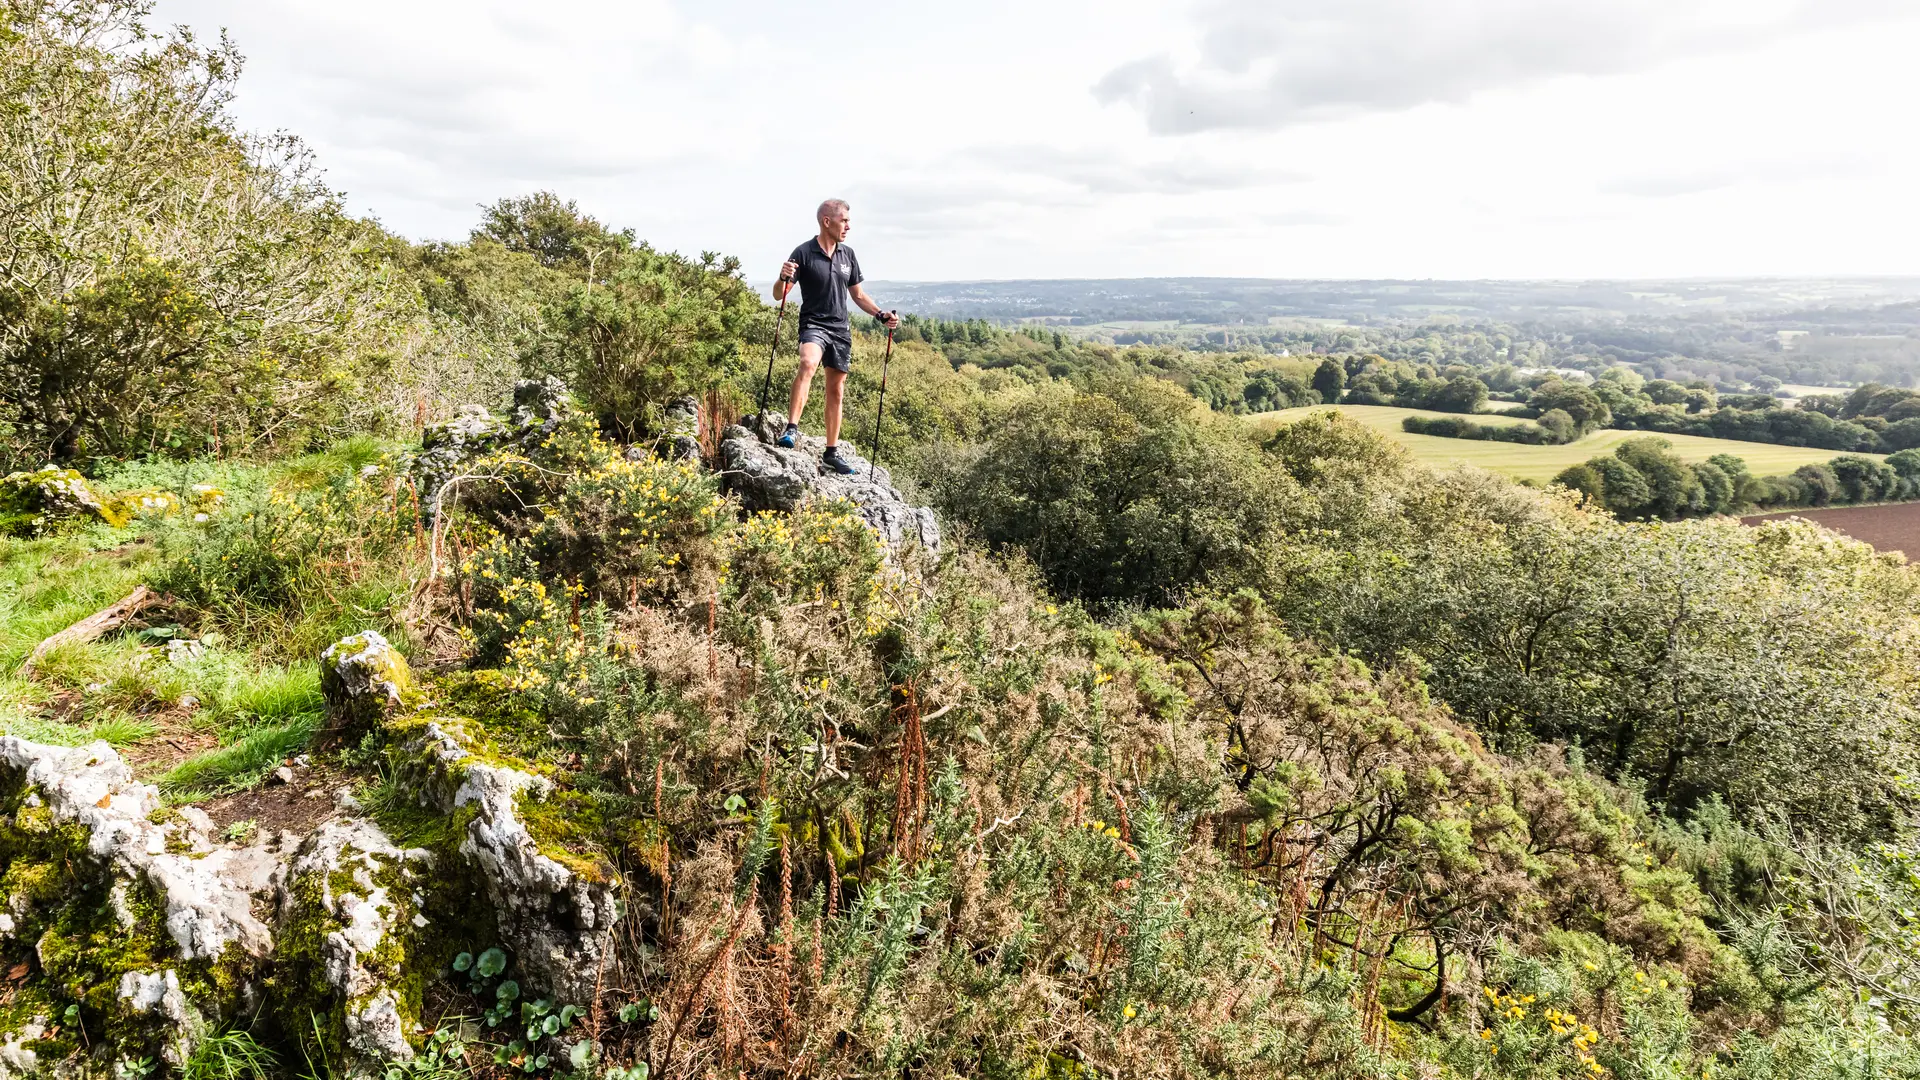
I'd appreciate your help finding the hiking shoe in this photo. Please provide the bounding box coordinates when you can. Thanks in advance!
[822,446,856,475]
[777,423,798,449]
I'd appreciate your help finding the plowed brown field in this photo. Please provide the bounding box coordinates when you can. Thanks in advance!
[1740,502,1920,560]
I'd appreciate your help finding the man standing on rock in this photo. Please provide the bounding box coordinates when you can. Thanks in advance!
[775,199,899,475]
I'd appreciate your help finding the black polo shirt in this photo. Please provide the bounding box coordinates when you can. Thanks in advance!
[788,238,863,337]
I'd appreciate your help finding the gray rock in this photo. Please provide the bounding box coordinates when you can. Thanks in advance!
[416,405,504,521]
[117,970,200,1063]
[320,631,411,735]
[660,394,702,462]
[416,378,575,521]
[279,819,435,1073]
[509,376,570,435]
[0,737,286,1068]
[0,738,281,964]
[722,415,941,555]
[0,1022,41,1080]
[393,721,618,1001]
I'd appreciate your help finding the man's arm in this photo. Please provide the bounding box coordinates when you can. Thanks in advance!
[774,257,798,301]
[848,284,899,328]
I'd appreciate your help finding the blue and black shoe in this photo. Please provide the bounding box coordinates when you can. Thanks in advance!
[822,445,856,475]
[777,423,798,449]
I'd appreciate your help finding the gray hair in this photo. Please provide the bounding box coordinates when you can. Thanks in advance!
[816,198,850,222]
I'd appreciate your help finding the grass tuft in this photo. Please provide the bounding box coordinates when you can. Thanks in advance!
[159,717,321,799]
[184,1027,277,1080]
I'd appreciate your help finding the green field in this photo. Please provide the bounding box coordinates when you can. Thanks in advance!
[1248,405,1879,483]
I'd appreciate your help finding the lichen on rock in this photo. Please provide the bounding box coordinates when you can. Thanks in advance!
[414,377,578,521]
[384,717,618,1002]
[0,737,283,1068]
[274,818,436,1073]
[320,631,412,737]
[0,467,124,535]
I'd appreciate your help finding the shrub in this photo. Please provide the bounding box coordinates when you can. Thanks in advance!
[930,381,1300,607]
[526,245,761,440]
[147,450,424,651]
[0,1,403,468]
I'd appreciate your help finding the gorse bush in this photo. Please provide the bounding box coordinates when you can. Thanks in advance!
[526,244,762,441]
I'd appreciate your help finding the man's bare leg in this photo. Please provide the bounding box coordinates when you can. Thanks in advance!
[823,369,847,447]
[787,342,823,427]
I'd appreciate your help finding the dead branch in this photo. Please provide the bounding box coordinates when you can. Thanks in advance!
[19,586,161,676]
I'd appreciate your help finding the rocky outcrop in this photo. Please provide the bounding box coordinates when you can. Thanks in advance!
[660,394,702,461]
[320,631,412,736]
[387,718,618,1002]
[0,467,122,534]
[278,819,436,1072]
[415,376,574,519]
[0,737,285,1069]
[0,738,282,964]
[722,412,941,555]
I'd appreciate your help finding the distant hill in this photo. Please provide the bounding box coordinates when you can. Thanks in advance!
[846,276,1920,324]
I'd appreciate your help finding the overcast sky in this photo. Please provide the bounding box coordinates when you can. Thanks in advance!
[160,0,1920,282]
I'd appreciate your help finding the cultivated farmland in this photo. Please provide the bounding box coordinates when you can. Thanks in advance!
[1249,405,1882,483]
[1742,503,1920,560]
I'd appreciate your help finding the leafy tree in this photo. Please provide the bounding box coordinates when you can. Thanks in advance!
[1793,463,1842,506]
[1645,379,1691,406]
[1829,455,1899,504]
[1614,437,1703,519]
[927,380,1299,607]
[1885,416,1920,451]
[1536,407,1577,443]
[1553,462,1604,503]
[1589,455,1652,518]
[473,191,633,275]
[1531,379,1611,430]
[1691,460,1735,515]
[1265,408,1412,486]
[1706,452,1750,482]
[1428,374,1490,412]
[1310,357,1345,404]
[0,0,396,467]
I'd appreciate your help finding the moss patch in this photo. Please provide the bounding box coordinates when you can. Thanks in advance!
[0,784,223,1060]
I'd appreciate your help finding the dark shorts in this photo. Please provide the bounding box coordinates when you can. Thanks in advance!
[798,326,852,373]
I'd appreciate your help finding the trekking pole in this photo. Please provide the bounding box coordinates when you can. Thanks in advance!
[756,274,793,421]
[870,314,896,478]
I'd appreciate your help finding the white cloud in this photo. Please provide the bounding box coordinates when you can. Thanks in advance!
[154,0,1920,280]
[1093,0,1910,134]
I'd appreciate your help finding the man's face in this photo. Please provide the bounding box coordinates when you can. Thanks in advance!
[822,210,851,241]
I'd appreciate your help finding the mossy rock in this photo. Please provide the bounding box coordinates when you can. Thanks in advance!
[0,467,124,536]
[320,631,413,737]
[102,488,182,524]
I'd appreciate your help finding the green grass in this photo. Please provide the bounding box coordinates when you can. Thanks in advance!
[0,531,326,791]
[185,1027,277,1080]
[1249,405,1882,483]
[158,717,320,798]
[0,534,153,669]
